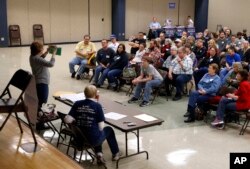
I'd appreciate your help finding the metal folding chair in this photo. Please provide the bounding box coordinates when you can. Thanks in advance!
[0,69,37,145]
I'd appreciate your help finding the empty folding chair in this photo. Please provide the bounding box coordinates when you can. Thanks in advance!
[0,69,37,145]
[33,24,44,44]
[9,25,21,46]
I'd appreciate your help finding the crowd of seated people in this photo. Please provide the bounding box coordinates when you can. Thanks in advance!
[68,25,250,129]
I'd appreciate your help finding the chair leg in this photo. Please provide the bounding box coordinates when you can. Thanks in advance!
[239,119,248,135]
[0,113,12,131]
[241,119,250,135]
[24,111,37,145]
[89,69,95,83]
[14,112,23,133]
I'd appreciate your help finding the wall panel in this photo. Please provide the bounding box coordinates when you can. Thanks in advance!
[28,0,50,43]
[208,0,250,33]
[70,0,88,42]
[7,0,29,44]
[50,0,70,43]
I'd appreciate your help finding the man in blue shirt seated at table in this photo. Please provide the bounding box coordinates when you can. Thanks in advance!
[64,85,121,164]
[149,17,162,39]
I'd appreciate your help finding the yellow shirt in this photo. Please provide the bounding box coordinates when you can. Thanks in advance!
[75,41,96,58]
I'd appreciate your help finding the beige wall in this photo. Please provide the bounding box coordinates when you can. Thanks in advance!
[125,0,195,38]
[7,0,111,45]
[208,0,249,33]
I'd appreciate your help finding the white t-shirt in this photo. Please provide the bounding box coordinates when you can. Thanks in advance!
[132,49,146,63]
[108,42,119,52]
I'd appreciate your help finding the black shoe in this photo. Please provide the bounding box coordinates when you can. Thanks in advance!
[184,117,195,123]
[71,72,76,78]
[183,112,190,117]
[76,75,80,80]
[128,97,139,103]
[36,123,50,130]
[159,92,166,96]
[172,95,182,101]
[139,101,150,107]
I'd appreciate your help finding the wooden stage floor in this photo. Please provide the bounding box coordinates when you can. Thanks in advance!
[0,115,83,169]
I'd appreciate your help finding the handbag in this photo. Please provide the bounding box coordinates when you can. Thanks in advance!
[122,67,137,78]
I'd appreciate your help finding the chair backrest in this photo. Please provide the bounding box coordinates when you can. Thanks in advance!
[9,25,21,39]
[33,24,44,38]
[9,69,32,91]
[70,125,92,148]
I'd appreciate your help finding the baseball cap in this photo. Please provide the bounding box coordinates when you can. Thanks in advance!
[110,34,117,39]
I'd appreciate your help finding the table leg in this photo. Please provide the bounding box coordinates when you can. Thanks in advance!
[116,130,149,168]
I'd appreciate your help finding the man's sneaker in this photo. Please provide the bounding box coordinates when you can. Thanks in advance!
[211,118,224,126]
[76,75,81,80]
[112,152,122,161]
[128,97,139,104]
[139,101,150,107]
[96,153,106,166]
[71,72,76,78]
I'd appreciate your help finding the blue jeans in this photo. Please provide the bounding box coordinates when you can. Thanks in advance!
[173,74,192,96]
[134,79,162,102]
[36,83,49,108]
[107,69,122,87]
[219,68,229,84]
[216,96,236,120]
[93,126,119,155]
[93,65,105,84]
[188,90,213,119]
[69,57,87,75]
[97,68,110,86]
[193,67,208,89]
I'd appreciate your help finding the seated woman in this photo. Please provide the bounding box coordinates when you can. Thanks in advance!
[130,43,146,65]
[184,63,221,123]
[222,62,242,87]
[193,47,220,88]
[128,56,163,107]
[211,70,250,126]
[64,85,120,164]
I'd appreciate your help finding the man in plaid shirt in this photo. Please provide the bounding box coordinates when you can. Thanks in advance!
[165,46,193,101]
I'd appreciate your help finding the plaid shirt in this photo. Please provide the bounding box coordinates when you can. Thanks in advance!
[170,55,193,75]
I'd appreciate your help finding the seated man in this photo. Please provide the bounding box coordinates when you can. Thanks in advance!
[219,46,241,83]
[146,39,162,68]
[96,44,128,90]
[128,32,146,55]
[93,39,115,86]
[69,35,96,80]
[184,63,221,123]
[193,39,207,62]
[108,34,119,52]
[64,85,120,164]
[186,16,194,27]
[149,17,162,39]
[165,47,193,101]
[128,56,163,107]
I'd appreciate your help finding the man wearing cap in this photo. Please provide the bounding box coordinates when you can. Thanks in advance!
[175,39,183,48]
[108,34,119,52]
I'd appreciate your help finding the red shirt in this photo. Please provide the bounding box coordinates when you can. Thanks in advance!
[235,81,250,111]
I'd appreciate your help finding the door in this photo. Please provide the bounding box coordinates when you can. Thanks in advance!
[89,0,111,41]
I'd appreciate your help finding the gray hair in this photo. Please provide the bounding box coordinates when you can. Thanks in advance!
[170,46,178,51]
[233,62,243,70]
